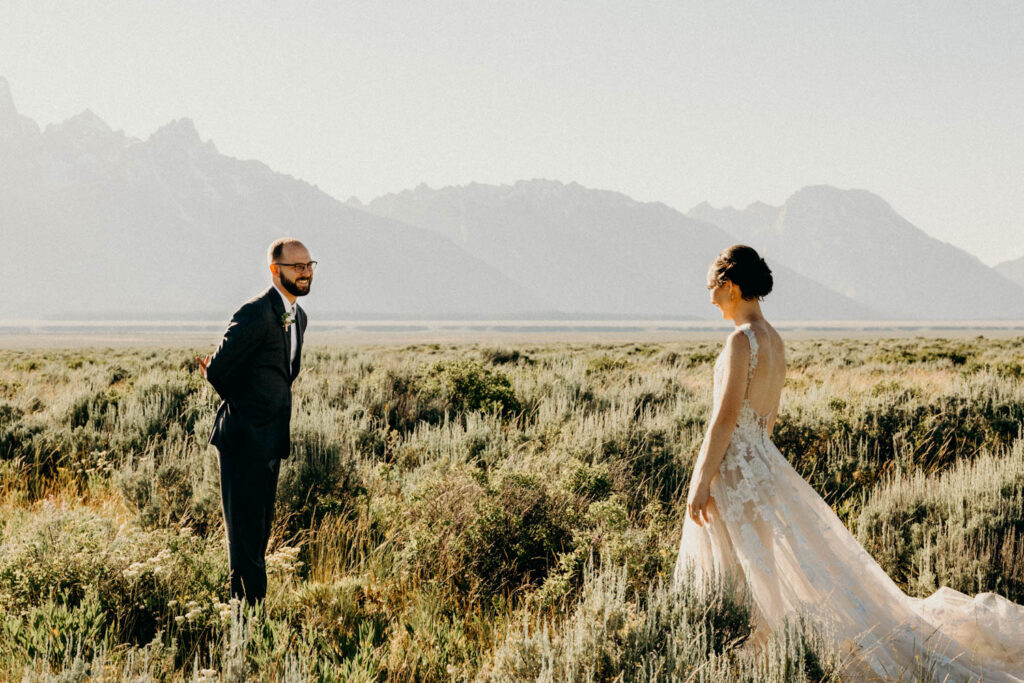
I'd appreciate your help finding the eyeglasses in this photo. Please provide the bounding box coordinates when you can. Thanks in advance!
[275,261,318,273]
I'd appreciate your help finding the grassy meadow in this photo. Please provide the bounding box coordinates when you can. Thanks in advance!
[0,336,1022,681]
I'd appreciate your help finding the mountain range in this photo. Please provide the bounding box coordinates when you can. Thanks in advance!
[0,78,540,318]
[995,255,1024,290]
[2,76,1022,320]
[688,189,1024,319]
[356,182,874,320]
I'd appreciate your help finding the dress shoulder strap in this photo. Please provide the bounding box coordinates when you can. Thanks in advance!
[740,324,759,383]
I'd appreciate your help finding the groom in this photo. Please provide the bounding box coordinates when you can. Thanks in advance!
[198,238,313,604]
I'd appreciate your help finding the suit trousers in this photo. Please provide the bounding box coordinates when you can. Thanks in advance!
[218,451,280,604]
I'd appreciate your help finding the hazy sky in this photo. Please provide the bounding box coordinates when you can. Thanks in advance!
[2,1,1021,264]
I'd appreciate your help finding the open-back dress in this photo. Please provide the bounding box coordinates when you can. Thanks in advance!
[674,324,1024,681]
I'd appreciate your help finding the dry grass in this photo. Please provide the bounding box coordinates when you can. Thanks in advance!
[0,336,1020,680]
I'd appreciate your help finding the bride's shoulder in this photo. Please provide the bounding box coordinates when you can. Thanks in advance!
[728,323,759,346]
[723,327,754,359]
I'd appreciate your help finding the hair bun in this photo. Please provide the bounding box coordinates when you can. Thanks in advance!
[709,245,773,301]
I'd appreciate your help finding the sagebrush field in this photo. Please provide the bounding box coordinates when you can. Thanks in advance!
[0,336,1021,681]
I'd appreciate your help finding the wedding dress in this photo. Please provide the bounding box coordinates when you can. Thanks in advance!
[674,324,1024,681]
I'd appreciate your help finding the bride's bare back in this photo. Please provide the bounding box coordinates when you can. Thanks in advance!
[742,321,786,429]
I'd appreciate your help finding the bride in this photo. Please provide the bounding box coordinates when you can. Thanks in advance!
[674,245,1024,681]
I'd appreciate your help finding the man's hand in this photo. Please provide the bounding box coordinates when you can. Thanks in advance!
[197,355,211,379]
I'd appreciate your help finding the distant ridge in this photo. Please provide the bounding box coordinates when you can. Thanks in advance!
[360,180,876,320]
[995,255,1024,289]
[0,77,545,318]
[3,75,1018,320]
[688,186,1024,319]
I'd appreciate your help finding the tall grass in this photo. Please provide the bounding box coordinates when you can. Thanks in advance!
[856,435,1024,602]
[0,336,1020,679]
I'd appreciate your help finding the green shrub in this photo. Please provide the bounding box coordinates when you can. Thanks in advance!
[775,379,1024,510]
[118,440,223,535]
[561,461,614,501]
[404,469,575,596]
[0,338,1019,680]
[113,373,201,453]
[0,591,110,668]
[468,472,575,594]
[856,438,1024,602]
[586,355,630,375]
[424,359,521,419]
[481,347,532,365]
[277,420,365,540]
[0,502,227,661]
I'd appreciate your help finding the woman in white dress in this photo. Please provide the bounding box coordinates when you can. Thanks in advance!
[675,245,1024,681]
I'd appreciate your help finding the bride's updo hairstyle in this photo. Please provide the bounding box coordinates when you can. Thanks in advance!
[709,245,773,300]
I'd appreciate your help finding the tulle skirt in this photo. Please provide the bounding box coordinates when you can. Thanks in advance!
[674,431,1024,681]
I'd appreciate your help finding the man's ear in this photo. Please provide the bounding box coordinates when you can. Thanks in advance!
[269,263,279,278]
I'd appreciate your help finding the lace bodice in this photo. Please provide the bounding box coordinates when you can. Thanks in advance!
[711,324,786,532]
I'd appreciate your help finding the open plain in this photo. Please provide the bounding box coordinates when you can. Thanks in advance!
[0,334,1021,680]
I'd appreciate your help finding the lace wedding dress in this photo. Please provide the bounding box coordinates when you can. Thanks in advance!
[674,324,1024,681]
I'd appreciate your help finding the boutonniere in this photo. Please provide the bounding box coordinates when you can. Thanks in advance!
[280,310,295,330]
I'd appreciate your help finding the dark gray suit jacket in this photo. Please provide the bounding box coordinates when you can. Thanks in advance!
[207,287,307,460]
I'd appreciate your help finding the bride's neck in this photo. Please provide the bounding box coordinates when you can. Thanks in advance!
[732,301,765,327]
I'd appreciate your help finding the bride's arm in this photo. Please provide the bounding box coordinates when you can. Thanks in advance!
[687,330,751,525]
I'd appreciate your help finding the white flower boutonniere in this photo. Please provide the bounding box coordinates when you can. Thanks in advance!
[280,311,295,330]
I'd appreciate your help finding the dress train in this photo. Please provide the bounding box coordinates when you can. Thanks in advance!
[674,325,1024,681]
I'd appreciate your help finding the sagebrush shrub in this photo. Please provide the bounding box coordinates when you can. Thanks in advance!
[0,338,1019,680]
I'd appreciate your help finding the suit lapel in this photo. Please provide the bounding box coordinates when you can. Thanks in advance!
[266,287,290,374]
[292,307,304,378]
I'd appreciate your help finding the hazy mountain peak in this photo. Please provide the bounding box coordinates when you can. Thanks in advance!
[788,185,894,215]
[746,200,777,212]
[444,178,642,210]
[396,178,638,207]
[2,102,544,317]
[994,254,1024,289]
[513,178,572,191]
[359,179,876,319]
[690,199,779,219]
[506,178,635,205]
[148,118,212,151]
[690,184,1024,318]
[0,77,43,140]
[40,109,124,161]
[60,109,114,135]
[0,76,21,135]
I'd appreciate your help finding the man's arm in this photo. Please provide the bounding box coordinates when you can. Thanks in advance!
[203,302,266,399]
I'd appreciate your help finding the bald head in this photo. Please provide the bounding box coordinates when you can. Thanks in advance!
[267,237,307,265]
[267,237,314,302]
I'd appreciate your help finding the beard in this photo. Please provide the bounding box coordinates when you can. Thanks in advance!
[280,270,312,297]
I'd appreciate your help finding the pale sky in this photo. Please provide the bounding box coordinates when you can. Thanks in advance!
[2,1,1021,264]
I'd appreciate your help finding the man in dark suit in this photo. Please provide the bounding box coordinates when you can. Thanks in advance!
[197,237,314,604]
